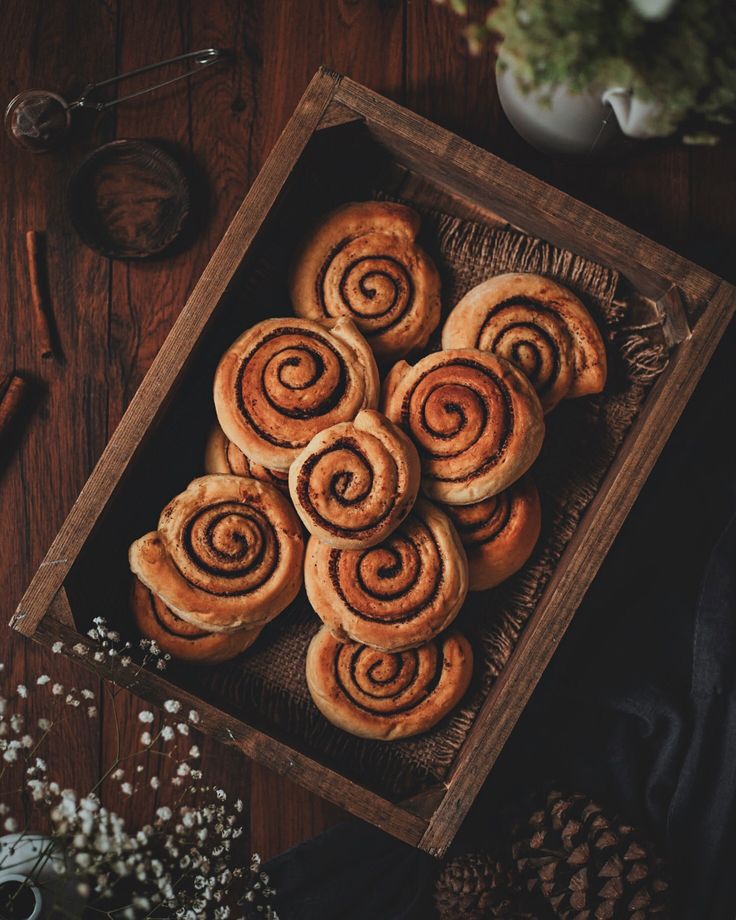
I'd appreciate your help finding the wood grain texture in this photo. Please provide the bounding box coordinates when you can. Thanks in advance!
[0,0,115,824]
[3,0,736,863]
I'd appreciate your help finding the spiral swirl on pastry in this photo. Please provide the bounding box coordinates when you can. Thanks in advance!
[442,476,541,591]
[214,317,379,471]
[205,423,289,494]
[305,499,468,651]
[288,409,420,549]
[131,576,261,664]
[290,202,441,361]
[306,626,473,740]
[382,349,545,505]
[442,273,607,412]
[129,475,305,632]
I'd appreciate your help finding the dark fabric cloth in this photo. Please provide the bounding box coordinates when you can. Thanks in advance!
[266,310,736,920]
[265,821,435,920]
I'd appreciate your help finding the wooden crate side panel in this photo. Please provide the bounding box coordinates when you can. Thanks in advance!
[12,69,340,637]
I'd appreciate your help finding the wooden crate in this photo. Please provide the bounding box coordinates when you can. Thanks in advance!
[13,69,736,857]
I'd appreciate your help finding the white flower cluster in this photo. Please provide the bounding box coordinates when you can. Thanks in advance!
[0,618,276,918]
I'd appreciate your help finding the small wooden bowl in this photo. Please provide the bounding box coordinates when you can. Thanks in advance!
[68,139,190,259]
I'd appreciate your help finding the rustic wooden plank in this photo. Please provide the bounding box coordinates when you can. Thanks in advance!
[0,0,116,811]
[47,585,75,629]
[419,278,736,855]
[333,77,721,307]
[13,67,340,637]
[405,0,501,149]
[317,100,364,131]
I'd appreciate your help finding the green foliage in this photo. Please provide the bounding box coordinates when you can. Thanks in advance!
[442,0,736,138]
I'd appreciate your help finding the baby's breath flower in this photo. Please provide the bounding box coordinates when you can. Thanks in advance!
[3,817,18,832]
[111,768,124,780]
[156,659,167,670]
[93,651,104,662]
[138,711,154,724]
[140,731,152,746]
[81,689,95,700]
[72,643,88,655]
[51,683,63,696]
[16,684,27,698]
[164,700,181,714]
[36,674,50,685]
[150,776,160,789]
[160,726,175,742]
[87,706,97,718]
[51,641,63,653]
[189,745,200,759]
[188,709,200,724]
[120,782,133,795]
[156,806,172,821]
[38,717,51,730]
[176,723,189,736]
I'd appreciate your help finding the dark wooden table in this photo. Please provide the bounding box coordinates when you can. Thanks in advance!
[1,0,734,863]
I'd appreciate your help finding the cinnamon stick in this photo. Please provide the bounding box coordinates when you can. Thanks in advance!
[25,230,55,360]
[0,374,27,440]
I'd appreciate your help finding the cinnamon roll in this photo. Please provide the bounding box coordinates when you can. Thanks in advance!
[214,317,380,471]
[205,423,289,494]
[441,273,607,412]
[131,576,261,664]
[304,499,468,651]
[442,476,541,591]
[129,475,305,632]
[383,349,545,505]
[306,626,473,740]
[288,409,421,549]
[290,201,441,361]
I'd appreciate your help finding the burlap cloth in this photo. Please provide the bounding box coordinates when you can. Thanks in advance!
[199,203,669,798]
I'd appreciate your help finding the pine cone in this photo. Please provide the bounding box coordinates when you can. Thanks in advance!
[511,791,670,920]
[434,851,549,920]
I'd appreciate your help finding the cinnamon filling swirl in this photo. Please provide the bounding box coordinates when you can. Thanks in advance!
[333,641,444,716]
[317,238,416,336]
[171,501,279,597]
[235,327,349,448]
[400,357,514,484]
[326,517,443,624]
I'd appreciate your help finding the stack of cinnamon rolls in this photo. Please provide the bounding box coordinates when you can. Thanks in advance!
[128,201,607,740]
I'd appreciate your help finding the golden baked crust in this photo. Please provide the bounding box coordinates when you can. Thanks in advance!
[441,272,607,412]
[442,475,541,592]
[305,626,473,740]
[205,423,289,494]
[290,201,441,361]
[129,475,305,632]
[213,316,379,471]
[131,576,261,664]
[382,348,545,505]
[304,498,468,651]
[288,409,421,549]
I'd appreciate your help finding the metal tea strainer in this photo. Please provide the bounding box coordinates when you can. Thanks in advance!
[5,48,225,153]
